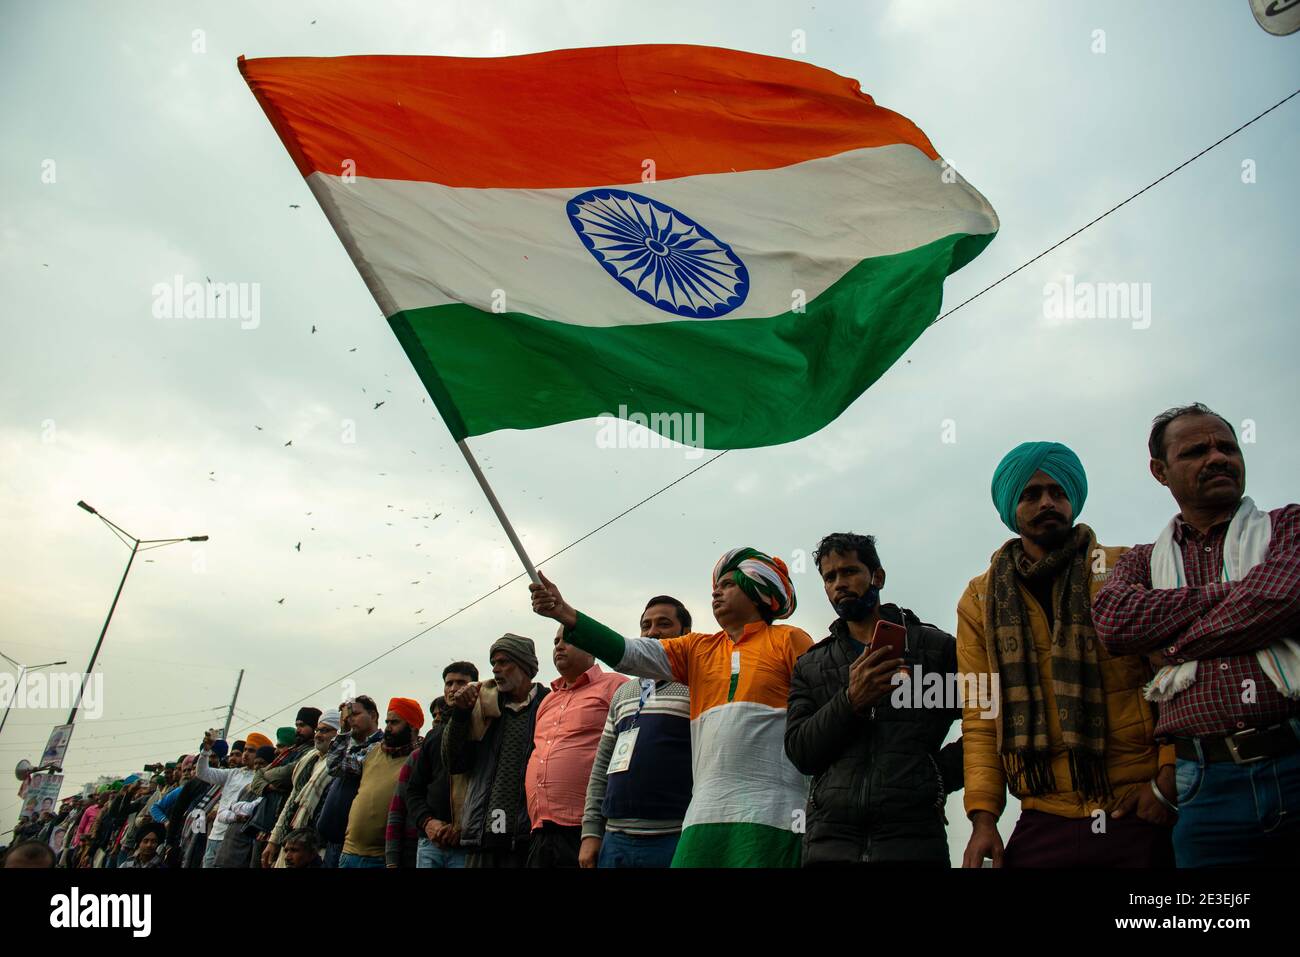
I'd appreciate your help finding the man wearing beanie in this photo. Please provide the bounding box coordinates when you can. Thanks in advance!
[229,741,246,768]
[339,698,423,867]
[444,635,550,867]
[263,709,340,867]
[958,441,1174,867]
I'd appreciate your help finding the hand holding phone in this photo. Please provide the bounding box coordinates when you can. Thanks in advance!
[847,621,908,715]
[868,620,907,659]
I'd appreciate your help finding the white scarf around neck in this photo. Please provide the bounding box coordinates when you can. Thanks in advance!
[1145,496,1300,702]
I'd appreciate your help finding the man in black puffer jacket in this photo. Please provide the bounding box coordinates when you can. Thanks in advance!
[786,532,963,866]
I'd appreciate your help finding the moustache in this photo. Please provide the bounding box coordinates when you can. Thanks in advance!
[1029,511,1067,527]
[1198,467,1237,484]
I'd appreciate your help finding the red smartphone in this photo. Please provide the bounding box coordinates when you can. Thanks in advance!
[869,620,907,660]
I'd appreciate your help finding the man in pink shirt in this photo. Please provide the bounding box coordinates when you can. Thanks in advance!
[525,627,628,867]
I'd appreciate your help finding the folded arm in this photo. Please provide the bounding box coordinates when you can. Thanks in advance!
[1093,547,1229,655]
[1169,510,1300,660]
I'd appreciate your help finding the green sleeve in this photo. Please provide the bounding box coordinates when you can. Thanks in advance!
[564,611,627,668]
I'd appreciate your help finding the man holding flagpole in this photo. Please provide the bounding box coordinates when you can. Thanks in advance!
[531,548,813,867]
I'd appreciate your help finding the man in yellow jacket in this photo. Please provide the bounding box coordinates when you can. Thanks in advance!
[958,441,1176,867]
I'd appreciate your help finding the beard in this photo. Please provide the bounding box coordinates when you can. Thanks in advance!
[1024,523,1073,552]
[383,726,413,748]
[314,737,331,753]
[834,586,880,622]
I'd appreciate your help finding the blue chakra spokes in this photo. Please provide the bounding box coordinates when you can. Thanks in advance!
[566,189,749,318]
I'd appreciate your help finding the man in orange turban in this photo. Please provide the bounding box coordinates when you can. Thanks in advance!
[338,697,424,868]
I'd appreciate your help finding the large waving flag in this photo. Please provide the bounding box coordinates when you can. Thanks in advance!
[240,45,998,449]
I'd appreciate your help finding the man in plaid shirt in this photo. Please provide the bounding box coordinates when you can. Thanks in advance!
[1094,403,1300,866]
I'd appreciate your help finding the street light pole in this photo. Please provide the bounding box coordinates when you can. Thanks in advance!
[69,501,208,740]
[0,652,68,738]
[66,534,138,727]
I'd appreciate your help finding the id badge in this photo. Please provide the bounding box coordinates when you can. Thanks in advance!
[607,727,640,774]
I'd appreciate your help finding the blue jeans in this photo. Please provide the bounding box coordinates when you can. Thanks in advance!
[597,831,680,868]
[1174,730,1300,867]
[201,839,223,869]
[416,836,467,868]
[338,852,386,868]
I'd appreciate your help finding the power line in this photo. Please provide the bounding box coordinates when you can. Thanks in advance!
[234,85,1296,731]
[233,450,731,731]
[931,87,1299,325]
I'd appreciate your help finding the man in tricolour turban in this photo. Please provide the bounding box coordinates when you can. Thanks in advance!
[530,546,812,867]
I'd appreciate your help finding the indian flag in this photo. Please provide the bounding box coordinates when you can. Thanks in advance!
[240,45,998,449]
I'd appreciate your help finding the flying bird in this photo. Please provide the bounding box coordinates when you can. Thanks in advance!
[294,542,301,552]
[289,204,300,209]
[277,598,285,604]
[311,324,317,334]
[254,425,263,431]
[366,607,375,615]
[373,401,385,410]
[349,347,357,352]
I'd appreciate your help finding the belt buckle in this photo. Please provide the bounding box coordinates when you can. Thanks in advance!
[1224,728,1267,765]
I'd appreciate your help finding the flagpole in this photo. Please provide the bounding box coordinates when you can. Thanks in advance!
[455,439,541,585]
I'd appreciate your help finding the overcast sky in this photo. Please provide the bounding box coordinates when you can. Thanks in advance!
[2,1,1297,857]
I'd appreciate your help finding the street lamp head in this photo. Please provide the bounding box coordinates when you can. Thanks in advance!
[77,501,97,514]
[190,535,209,542]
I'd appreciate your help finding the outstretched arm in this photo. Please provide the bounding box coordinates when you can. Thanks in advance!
[530,572,676,680]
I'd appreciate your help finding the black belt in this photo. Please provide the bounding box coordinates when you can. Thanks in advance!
[1174,722,1300,765]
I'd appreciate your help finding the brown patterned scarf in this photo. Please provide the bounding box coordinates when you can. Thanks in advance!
[984,524,1110,801]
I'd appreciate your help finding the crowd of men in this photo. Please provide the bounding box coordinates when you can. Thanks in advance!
[3,402,1296,869]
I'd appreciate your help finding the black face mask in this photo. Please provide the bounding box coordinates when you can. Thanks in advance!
[834,585,880,622]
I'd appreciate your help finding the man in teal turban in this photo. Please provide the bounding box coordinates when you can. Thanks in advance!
[958,439,1174,869]
[990,440,1088,536]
